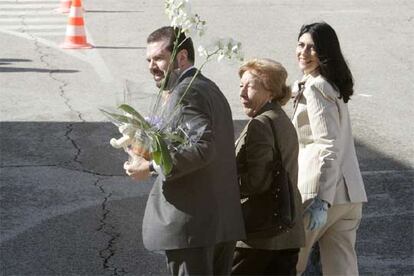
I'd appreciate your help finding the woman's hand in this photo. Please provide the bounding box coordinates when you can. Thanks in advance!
[305,197,329,230]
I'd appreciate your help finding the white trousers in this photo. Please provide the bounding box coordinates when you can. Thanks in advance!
[296,203,363,276]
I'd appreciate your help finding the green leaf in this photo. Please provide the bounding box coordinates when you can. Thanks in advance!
[150,135,161,165]
[154,134,173,175]
[118,104,150,129]
[162,132,186,144]
[100,109,142,127]
[152,149,162,166]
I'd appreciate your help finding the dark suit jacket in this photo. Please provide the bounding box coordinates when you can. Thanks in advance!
[235,102,305,250]
[142,68,246,251]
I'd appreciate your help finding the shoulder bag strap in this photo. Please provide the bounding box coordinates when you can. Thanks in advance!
[264,115,296,222]
[291,81,306,120]
[264,115,282,170]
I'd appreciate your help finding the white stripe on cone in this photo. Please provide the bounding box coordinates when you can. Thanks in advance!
[65,25,86,36]
[69,7,83,17]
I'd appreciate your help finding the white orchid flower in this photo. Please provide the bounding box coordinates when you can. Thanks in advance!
[164,0,206,37]
[217,52,225,62]
[197,38,244,62]
[215,38,244,62]
[197,45,208,58]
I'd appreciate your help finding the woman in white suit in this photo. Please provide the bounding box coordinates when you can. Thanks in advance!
[291,22,368,275]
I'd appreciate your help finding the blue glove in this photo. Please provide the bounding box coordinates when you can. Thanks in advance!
[305,197,329,231]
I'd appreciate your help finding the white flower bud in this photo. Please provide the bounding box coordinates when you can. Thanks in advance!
[198,45,208,58]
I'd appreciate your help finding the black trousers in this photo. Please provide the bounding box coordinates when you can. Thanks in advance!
[165,241,236,276]
[231,247,299,275]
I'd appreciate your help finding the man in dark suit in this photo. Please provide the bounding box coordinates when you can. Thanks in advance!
[124,26,245,275]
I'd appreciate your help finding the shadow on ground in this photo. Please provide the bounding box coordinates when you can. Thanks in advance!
[0,121,413,275]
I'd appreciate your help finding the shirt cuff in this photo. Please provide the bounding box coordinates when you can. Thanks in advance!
[151,161,162,175]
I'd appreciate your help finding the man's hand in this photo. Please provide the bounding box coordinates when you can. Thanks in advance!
[305,197,329,231]
[124,152,151,181]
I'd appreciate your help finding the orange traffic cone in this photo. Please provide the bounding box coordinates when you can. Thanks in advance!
[55,0,71,13]
[60,0,93,49]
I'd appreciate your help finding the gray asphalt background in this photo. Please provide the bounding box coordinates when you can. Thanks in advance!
[1,0,413,275]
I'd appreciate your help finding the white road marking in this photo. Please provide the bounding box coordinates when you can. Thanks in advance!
[2,24,65,29]
[0,10,56,15]
[0,4,58,8]
[0,0,58,2]
[27,31,64,36]
[0,17,66,23]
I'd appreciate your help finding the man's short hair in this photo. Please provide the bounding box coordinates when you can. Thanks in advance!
[147,26,195,63]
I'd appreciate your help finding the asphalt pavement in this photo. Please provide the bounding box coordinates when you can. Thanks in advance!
[1,0,413,275]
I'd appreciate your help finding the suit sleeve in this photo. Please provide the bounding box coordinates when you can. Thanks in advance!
[164,85,216,181]
[238,118,274,196]
[304,82,341,205]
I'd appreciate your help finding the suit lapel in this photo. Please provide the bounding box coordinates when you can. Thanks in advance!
[235,124,248,149]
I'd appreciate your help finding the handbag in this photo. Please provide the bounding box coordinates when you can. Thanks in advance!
[241,115,296,239]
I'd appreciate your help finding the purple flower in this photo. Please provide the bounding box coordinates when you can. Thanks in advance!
[145,116,164,130]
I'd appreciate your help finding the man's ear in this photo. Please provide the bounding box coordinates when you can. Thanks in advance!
[176,49,189,67]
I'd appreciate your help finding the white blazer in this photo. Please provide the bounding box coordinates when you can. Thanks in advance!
[291,74,367,206]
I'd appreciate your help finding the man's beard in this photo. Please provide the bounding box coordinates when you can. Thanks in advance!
[156,60,180,90]
[163,68,181,90]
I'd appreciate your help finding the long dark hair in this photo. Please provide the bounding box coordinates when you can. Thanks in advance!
[298,22,354,103]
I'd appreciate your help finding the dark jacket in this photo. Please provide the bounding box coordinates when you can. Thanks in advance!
[235,102,305,250]
[142,68,246,250]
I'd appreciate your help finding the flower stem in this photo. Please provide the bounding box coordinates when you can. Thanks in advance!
[161,48,220,129]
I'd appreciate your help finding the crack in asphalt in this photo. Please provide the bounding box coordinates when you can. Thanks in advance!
[49,72,85,122]
[35,53,85,169]
[15,16,126,274]
[63,123,83,165]
[95,178,127,275]
[33,36,84,122]
[24,15,85,168]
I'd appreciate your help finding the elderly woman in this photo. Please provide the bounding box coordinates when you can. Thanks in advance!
[232,58,305,275]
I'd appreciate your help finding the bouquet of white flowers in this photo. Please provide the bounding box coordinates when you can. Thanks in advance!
[101,0,244,175]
